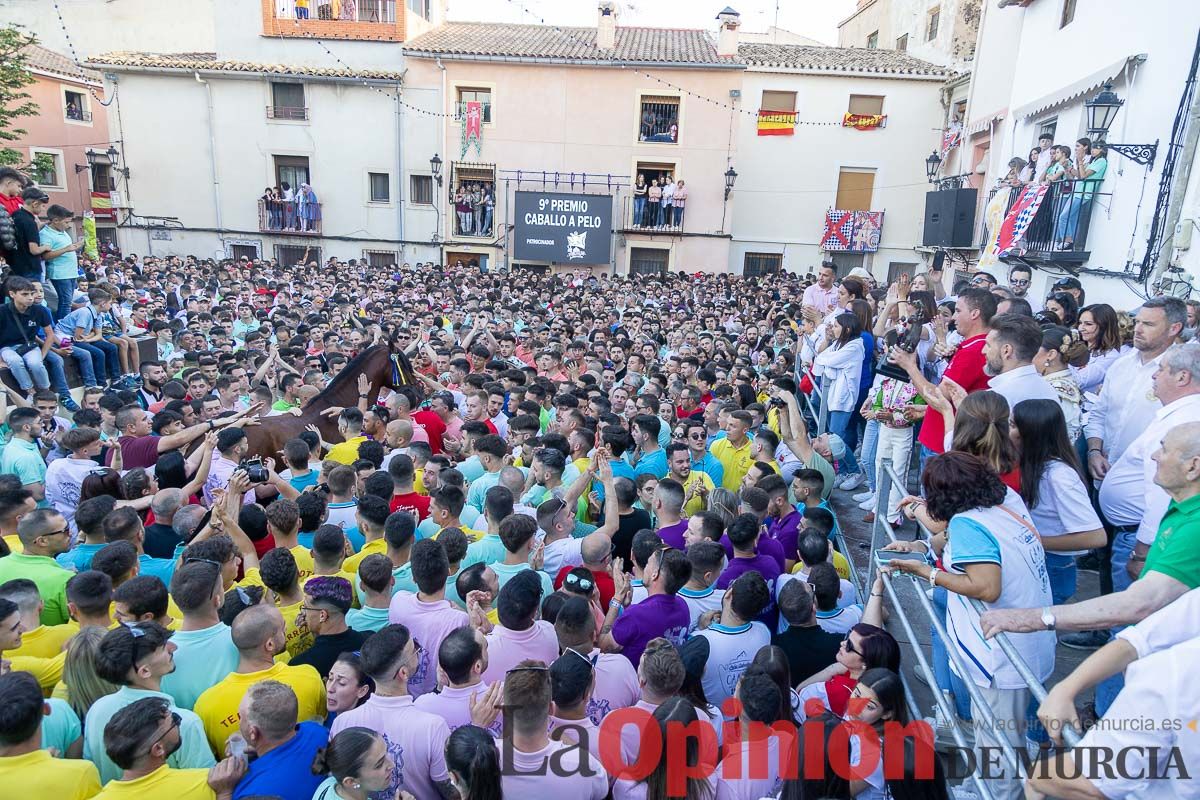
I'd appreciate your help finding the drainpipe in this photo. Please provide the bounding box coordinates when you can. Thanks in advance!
[437,57,447,255]
[395,83,405,258]
[195,72,224,252]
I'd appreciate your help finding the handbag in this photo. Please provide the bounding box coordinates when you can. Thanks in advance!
[5,303,38,357]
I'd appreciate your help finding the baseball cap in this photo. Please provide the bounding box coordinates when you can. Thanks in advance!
[826,433,848,461]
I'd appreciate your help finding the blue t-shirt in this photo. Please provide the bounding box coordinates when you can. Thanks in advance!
[233,720,329,800]
[39,225,78,280]
[54,304,102,339]
[57,542,105,571]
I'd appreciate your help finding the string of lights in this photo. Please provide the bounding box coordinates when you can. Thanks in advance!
[49,0,116,106]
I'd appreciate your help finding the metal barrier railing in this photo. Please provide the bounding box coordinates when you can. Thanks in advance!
[873,457,1084,751]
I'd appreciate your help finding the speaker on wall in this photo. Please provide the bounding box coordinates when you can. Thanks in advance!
[922,188,978,248]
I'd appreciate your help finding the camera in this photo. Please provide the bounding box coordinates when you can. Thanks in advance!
[239,457,269,484]
[876,308,928,383]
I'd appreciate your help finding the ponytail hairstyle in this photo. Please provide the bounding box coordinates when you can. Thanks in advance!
[444,725,502,800]
[644,697,714,800]
[310,726,381,787]
[951,390,1017,477]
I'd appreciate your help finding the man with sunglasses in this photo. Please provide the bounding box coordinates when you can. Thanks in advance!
[0,508,73,625]
[1006,264,1041,312]
[84,622,215,784]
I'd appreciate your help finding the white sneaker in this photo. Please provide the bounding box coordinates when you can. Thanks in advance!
[858,495,877,510]
[834,473,854,489]
[852,490,874,502]
[840,473,865,491]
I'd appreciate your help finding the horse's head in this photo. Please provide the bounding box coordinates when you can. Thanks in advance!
[382,340,425,403]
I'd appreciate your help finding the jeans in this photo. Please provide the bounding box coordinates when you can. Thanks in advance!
[1110,529,1138,594]
[828,410,860,474]
[0,346,67,393]
[71,339,121,385]
[51,278,76,320]
[633,197,645,226]
[296,5,309,18]
[482,206,493,235]
[876,425,915,519]
[860,419,880,493]
[1044,552,1078,605]
[674,205,684,226]
[662,203,672,226]
[473,205,484,234]
[931,585,973,722]
[1055,196,1090,243]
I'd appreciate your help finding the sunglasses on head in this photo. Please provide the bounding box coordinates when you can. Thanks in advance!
[564,572,595,592]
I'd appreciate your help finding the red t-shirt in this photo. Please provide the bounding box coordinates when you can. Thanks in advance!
[108,435,161,469]
[917,334,990,454]
[391,492,431,521]
[411,409,446,454]
[483,418,499,436]
[253,533,278,560]
[0,194,21,214]
[999,467,1022,494]
[554,565,615,608]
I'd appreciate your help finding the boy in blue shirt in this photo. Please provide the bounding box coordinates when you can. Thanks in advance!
[53,287,122,388]
[38,204,83,320]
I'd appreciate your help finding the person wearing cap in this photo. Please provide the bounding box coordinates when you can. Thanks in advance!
[290,576,367,679]
[1051,275,1084,307]
[83,621,215,784]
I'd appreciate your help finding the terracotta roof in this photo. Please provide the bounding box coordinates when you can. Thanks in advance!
[86,52,404,81]
[403,22,739,66]
[738,43,952,77]
[21,43,102,84]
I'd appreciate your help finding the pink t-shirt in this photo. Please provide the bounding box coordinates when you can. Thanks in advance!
[615,773,717,800]
[388,592,469,697]
[496,737,608,800]
[714,732,797,800]
[549,714,603,763]
[585,648,641,726]
[330,694,451,800]
[414,682,503,736]
[481,621,559,684]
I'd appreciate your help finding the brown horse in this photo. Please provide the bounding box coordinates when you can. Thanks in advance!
[243,343,423,461]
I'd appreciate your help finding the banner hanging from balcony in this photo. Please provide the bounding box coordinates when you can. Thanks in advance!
[977,186,1017,271]
[820,209,884,252]
[843,113,886,130]
[90,191,114,220]
[757,109,798,136]
[994,184,1049,257]
[941,123,962,158]
[513,190,613,264]
[460,101,483,159]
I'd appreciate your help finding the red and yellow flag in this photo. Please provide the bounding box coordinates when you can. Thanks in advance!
[843,113,886,130]
[757,109,797,136]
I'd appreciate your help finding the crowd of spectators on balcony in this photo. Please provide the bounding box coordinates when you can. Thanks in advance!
[260,182,321,233]
[453,182,495,238]
[1000,134,1109,251]
[632,173,687,230]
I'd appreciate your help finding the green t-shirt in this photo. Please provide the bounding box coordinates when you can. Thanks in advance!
[0,553,72,625]
[1142,494,1200,588]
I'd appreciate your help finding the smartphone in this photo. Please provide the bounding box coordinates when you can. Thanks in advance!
[874,549,928,563]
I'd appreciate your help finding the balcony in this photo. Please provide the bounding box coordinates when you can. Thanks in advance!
[983,180,1108,268]
[267,105,309,120]
[65,107,92,122]
[259,198,322,236]
[621,195,684,233]
[261,0,404,41]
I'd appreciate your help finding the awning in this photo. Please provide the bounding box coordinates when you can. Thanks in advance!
[965,112,1004,136]
[1012,54,1144,120]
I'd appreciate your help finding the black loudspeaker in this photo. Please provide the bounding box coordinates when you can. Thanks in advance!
[922,188,978,248]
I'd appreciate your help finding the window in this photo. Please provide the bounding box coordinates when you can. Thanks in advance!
[848,95,885,116]
[629,247,669,276]
[230,244,259,261]
[63,89,89,122]
[760,90,796,112]
[639,95,680,143]
[866,30,879,49]
[410,175,433,205]
[275,245,319,266]
[1060,0,1076,27]
[274,155,310,193]
[450,162,496,237]
[91,163,115,192]
[743,252,783,277]
[368,172,390,203]
[886,262,919,284]
[456,87,492,124]
[896,34,908,51]
[30,149,64,190]
[407,0,430,18]
[269,83,307,120]
[1038,118,1058,142]
[926,6,940,41]
[364,250,399,267]
[836,168,875,212]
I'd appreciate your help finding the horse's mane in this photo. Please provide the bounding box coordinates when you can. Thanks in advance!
[311,344,387,406]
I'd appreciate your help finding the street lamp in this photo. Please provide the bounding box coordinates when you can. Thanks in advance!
[1083,82,1158,166]
[75,148,99,174]
[430,153,443,186]
[724,166,738,200]
[430,154,444,243]
[925,150,942,183]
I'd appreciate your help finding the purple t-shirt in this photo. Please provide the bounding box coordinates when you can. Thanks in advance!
[767,510,804,564]
[717,554,782,628]
[612,593,690,667]
[657,519,689,550]
[720,533,787,573]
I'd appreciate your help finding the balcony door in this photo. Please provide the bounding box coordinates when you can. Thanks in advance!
[274,155,310,193]
[835,168,875,211]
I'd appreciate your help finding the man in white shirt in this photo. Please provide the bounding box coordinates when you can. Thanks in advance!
[688,572,772,708]
[1100,342,1200,592]
[802,265,839,316]
[982,313,1059,411]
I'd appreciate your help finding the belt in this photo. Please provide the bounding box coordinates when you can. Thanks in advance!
[1111,525,1139,533]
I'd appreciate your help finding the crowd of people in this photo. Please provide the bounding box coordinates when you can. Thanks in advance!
[999,133,1109,251]
[0,167,1198,800]
[453,183,496,238]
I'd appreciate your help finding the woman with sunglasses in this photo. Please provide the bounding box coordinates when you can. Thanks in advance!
[796,621,900,720]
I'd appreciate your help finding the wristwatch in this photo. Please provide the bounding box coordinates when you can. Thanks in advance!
[1040,607,1057,631]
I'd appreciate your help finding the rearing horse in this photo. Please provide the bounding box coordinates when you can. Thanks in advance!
[243,343,423,461]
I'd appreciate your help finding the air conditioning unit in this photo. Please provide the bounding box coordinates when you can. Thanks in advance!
[108,190,126,207]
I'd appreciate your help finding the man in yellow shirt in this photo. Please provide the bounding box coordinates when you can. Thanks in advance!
[325,408,368,465]
[0,597,66,693]
[709,410,755,491]
[0,577,75,658]
[92,696,245,800]
[262,499,314,581]
[665,443,715,517]
[193,604,325,756]
[0,671,100,800]
[253,548,313,659]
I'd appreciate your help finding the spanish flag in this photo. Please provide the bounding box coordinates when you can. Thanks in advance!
[757,109,797,136]
[91,191,114,219]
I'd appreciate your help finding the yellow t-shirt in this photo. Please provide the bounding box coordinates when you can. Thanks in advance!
[433,526,486,543]
[680,471,716,518]
[0,749,100,800]
[193,662,326,755]
[326,436,368,466]
[278,599,314,658]
[414,468,426,495]
[710,437,755,492]
[9,649,67,695]
[342,538,386,574]
[289,545,316,582]
[10,622,76,659]
[91,764,213,800]
[2,534,22,554]
[790,550,853,582]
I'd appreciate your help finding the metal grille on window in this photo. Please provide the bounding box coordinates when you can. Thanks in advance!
[275,245,319,266]
[364,250,398,268]
[743,253,782,277]
[630,248,669,276]
[639,97,680,143]
[410,175,433,205]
